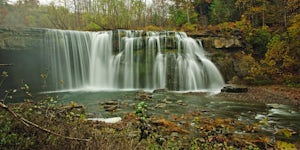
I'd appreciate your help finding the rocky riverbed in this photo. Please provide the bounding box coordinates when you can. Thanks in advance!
[216,85,300,106]
[1,85,300,149]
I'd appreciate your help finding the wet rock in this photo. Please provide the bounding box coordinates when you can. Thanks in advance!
[266,103,281,109]
[162,98,172,104]
[0,27,46,51]
[183,92,206,96]
[100,100,120,112]
[176,100,187,106]
[104,100,118,105]
[153,88,168,93]
[176,100,183,104]
[85,113,95,118]
[155,103,167,108]
[164,110,170,114]
[103,105,119,112]
[221,86,248,93]
[135,91,152,101]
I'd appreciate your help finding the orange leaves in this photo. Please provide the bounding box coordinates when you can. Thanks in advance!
[151,118,189,133]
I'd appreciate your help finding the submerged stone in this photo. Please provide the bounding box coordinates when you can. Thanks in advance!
[155,103,167,108]
[135,91,152,101]
[100,100,120,112]
[176,100,187,106]
[153,88,168,93]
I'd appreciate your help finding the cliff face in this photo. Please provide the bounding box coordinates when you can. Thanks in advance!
[0,28,47,92]
[0,27,46,51]
[0,27,245,50]
[189,29,248,84]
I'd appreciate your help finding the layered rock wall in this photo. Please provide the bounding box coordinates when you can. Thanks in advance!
[0,27,46,51]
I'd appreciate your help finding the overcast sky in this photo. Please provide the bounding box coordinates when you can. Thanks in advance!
[8,0,52,5]
[39,0,53,4]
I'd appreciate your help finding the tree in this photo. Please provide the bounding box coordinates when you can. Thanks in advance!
[260,35,290,81]
[130,0,146,27]
[246,28,271,59]
[148,0,169,26]
[286,13,300,74]
[208,0,238,24]
[235,0,272,27]
[193,0,211,25]
[0,0,8,7]
[169,0,198,26]
[47,3,71,29]
[16,0,39,6]
[169,7,187,26]
[0,0,8,25]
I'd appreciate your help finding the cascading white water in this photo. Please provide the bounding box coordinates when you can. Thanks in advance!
[123,37,134,88]
[175,32,224,91]
[146,32,167,89]
[44,30,91,90]
[89,31,114,89]
[43,29,224,92]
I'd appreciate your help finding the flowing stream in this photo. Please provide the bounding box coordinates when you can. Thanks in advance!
[55,90,300,141]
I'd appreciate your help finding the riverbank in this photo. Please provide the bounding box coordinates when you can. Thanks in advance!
[1,85,300,149]
[215,85,300,106]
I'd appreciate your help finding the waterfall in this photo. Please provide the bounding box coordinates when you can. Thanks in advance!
[89,31,113,89]
[43,29,224,92]
[44,30,91,90]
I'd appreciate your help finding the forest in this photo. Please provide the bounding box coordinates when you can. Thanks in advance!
[1,0,299,85]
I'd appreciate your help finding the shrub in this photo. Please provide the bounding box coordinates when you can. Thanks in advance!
[84,22,101,31]
[246,28,271,58]
[181,23,198,33]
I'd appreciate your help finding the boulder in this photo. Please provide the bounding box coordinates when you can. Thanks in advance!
[135,91,152,100]
[153,88,168,93]
[100,100,120,112]
[213,37,242,49]
[221,86,248,93]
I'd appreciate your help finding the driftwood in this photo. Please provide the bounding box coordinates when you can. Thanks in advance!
[0,102,90,142]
